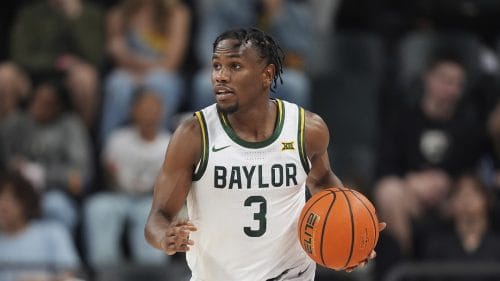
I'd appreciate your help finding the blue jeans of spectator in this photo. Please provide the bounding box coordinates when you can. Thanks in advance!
[190,68,310,110]
[42,190,78,232]
[83,192,168,267]
[100,68,183,143]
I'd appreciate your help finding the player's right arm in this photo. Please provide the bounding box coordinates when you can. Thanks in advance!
[144,116,201,255]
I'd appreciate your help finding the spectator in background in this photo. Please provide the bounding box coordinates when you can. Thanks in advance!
[484,100,500,232]
[100,0,190,143]
[308,0,342,76]
[374,53,485,259]
[0,172,81,281]
[0,80,92,231]
[9,0,104,131]
[0,62,31,122]
[84,89,171,267]
[0,62,31,171]
[421,174,500,281]
[191,0,313,110]
[487,101,500,188]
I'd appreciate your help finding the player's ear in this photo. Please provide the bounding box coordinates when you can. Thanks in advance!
[262,64,275,89]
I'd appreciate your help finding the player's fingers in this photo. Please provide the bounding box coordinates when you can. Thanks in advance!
[345,261,367,273]
[162,226,196,255]
[164,234,188,252]
[345,264,356,272]
[178,237,190,246]
[186,225,198,232]
[178,230,194,242]
[175,221,198,230]
[181,224,198,232]
[165,226,183,237]
[162,232,187,245]
[166,225,192,238]
[174,233,194,246]
[161,236,178,253]
[180,244,191,251]
[172,244,191,252]
[163,226,196,251]
[173,236,186,247]
[378,222,387,232]
[165,240,191,253]
[369,250,377,259]
[164,243,177,255]
[182,225,197,233]
[165,249,176,255]
[169,222,194,234]
[345,267,354,273]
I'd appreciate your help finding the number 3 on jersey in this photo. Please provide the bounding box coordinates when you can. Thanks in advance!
[244,196,267,237]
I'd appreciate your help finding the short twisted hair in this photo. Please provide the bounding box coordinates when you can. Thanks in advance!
[213,27,285,92]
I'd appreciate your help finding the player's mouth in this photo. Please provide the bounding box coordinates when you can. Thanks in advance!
[214,86,235,101]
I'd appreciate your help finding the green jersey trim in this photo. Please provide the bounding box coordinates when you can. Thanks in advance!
[298,107,310,173]
[193,111,209,181]
[217,99,285,149]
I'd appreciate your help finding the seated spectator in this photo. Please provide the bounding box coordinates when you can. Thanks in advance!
[487,101,500,188]
[100,0,190,143]
[374,53,485,258]
[0,80,93,231]
[191,0,313,110]
[0,62,31,122]
[0,62,31,170]
[9,0,104,131]
[84,89,171,268]
[421,173,500,281]
[0,172,81,281]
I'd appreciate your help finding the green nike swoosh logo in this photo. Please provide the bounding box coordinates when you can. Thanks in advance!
[212,145,231,152]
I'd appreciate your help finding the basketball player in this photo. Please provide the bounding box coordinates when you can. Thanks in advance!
[145,27,385,280]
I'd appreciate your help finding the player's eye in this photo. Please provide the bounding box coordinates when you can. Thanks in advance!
[231,63,242,70]
[212,63,221,71]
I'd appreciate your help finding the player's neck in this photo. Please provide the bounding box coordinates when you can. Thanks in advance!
[226,99,277,142]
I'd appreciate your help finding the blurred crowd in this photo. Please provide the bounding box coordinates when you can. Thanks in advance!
[1,0,500,281]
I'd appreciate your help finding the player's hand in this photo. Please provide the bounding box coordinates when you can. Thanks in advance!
[160,221,197,255]
[345,222,386,273]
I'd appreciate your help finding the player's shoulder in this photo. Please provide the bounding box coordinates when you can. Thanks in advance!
[166,114,203,165]
[303,110,330,156]
[173,114,202,139]
[304,110,329,135]
[281,99,329,137]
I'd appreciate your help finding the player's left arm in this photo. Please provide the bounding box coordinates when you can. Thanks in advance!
[304,111,343,196]
[304,110,386,271]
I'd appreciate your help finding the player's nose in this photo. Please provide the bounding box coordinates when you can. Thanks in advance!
[214,67,230,83]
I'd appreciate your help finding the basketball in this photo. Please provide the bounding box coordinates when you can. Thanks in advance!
[298,187,379,270]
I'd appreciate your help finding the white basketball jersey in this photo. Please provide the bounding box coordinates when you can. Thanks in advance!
[187,99,315,281]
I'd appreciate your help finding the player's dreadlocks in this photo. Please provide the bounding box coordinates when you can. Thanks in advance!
[213,27,285,93]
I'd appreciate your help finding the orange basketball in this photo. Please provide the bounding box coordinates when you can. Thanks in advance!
[298,187,379,270]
